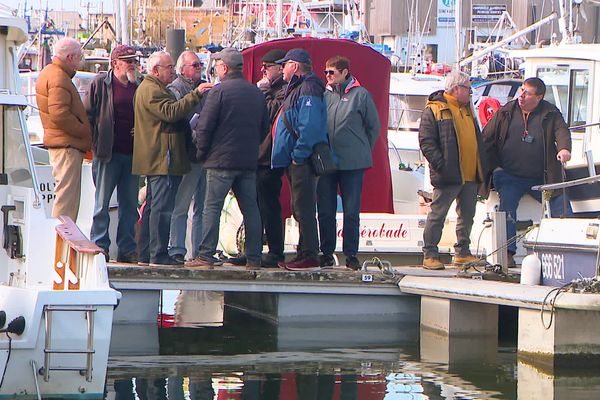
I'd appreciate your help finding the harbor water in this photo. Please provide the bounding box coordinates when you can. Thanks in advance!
[104,290,600,399]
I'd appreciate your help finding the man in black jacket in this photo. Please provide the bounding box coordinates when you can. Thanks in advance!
[418,71,486,270]
[186,48,269,269]
[256,49,287,267]
[483,77,571,267]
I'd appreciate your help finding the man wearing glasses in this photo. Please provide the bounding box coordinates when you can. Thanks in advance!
[419,70,487,270]
[483,77,571,267]
[271,48,329,271]
[84,44,142,263]
[133,51,205,267]
[167,51,213,264]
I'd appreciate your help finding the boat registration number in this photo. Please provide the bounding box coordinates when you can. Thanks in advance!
[540,252,564,281]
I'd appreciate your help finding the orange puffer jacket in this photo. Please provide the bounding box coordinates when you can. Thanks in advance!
[36,58,92,152]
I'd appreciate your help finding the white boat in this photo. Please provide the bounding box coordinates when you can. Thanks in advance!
[387,72,445,214]
[0,13,120,398]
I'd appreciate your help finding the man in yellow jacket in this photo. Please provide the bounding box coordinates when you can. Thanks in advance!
[36,37,92,222]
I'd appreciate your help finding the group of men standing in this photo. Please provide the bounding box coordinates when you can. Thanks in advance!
[36,36,572,271]
[36,38,331,270]
[419,71,571,270]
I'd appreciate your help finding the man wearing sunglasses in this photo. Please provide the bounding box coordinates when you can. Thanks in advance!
[167,51,213,264]
[84,44,142,263]
[271,48,330,271]
[483,77,571,267]
[419,70,488,270]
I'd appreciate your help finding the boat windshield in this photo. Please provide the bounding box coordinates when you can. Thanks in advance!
[389,94,428,131]
[0,105,34,188]
[537,65,590,132]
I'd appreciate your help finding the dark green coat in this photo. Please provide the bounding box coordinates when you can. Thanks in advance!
[132,74,201,176]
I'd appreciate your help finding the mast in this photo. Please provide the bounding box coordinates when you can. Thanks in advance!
[276,0,283,38]
[454,0,462,68]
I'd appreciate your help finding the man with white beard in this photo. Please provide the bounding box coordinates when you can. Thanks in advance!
[84,44,141,263]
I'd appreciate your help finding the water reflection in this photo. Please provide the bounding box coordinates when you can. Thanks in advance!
[105,290,600,399]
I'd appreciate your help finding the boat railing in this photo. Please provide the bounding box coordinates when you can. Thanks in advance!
[53,216,107,291]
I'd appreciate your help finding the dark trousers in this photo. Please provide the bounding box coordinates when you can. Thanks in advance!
[422,182,478,258]
[257,166,284,259]
[138,175,181,263]
[287,163,318,258]
[317,169,364,257]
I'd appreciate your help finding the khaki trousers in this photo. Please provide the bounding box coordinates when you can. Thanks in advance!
[48,147,83,222]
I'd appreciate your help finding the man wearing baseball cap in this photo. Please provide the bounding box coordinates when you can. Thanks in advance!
[84,44,141,263]
[187,48,268,269]
[271,48,330,271]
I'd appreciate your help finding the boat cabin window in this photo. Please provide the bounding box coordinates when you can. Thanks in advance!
[0,105,34,188]
[537,66,590,132]
[389,95,428,131]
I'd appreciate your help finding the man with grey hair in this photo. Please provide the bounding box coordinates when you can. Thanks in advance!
[133,50,207,267]
[167,51,213,263]
[418,70,488,270]
[36,37,91,222]
[186,48,269,269]
[84,44,141,263]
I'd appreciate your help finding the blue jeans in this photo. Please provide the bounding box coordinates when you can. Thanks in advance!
[197,169,262,264]
[317,169,364,257]
[138,175,181,263]
[168,163,207,259]
[493,169,571,254]
[90,154,139,257]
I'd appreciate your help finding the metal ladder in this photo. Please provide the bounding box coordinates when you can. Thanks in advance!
[40,305,97,382]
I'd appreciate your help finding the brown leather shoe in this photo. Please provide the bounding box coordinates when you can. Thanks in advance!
[282,257,320,271]
[452,254,483,265]
[423,257,445,270]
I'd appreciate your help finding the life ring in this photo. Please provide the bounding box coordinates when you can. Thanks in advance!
[478,97,501,127]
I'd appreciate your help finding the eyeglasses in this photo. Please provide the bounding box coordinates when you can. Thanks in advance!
[157,64,175,70]
[459,84,473,94]
[324,69,336,76]
[185,62,203,68]
[120,58,138,64]
[261,63,277,69]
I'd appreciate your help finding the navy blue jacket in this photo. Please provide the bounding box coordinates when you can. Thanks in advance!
[272,72,328,168]
[193,71,269,170]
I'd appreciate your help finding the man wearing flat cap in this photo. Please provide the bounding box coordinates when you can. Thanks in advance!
[256,49,287,267]
[271,48,329,271]
[84,44,141,263]
[187,48,269,270]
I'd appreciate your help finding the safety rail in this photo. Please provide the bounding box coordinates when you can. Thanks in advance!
[53,216,103,290]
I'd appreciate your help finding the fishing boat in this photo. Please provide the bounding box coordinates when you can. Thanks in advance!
[0,12,120,398]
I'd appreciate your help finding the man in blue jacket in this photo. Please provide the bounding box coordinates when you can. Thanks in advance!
[186,48,269,269]
[272,48,329,270]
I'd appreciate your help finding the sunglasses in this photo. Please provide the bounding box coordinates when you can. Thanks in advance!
[186,62,203,68]
[261,63,277,69]
[120,58,138,64]
[324,69,336,75]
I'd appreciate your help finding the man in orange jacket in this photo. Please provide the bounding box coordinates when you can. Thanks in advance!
[36,37,92,222]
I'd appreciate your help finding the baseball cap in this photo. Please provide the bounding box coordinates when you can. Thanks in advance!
[110,44,137,60]
[261,49,286,64]
[211,47,243,68]
[275,48,311,64]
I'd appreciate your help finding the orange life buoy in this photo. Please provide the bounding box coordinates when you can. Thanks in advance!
[478,97,501,127]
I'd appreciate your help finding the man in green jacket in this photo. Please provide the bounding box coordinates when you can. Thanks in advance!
[133,51,206,267]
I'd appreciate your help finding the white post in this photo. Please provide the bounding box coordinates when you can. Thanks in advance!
[488,211,508,273]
